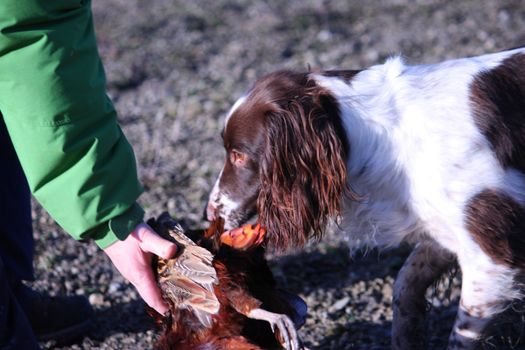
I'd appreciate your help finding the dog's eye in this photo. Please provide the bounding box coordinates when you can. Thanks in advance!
[230,150,247,166]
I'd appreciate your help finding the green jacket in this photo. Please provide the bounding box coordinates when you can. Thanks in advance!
[0,0,144,248]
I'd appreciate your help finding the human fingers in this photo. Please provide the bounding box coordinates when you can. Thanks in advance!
[131,264,169,315]
[132,223,178,259]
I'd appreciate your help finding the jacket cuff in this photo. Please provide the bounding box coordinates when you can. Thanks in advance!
[92,203,145,249]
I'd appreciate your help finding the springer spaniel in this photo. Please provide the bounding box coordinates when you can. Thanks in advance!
[206,47,525,349]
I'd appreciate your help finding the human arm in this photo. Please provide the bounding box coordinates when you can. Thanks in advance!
[0,0,142,248]
[0,0,175,313]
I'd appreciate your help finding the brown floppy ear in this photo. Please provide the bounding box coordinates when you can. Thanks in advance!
[257,87,351,251]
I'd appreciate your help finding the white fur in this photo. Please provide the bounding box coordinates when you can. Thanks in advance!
[312,49,525,252]
[224,95,247,132]
[207,167,241,228]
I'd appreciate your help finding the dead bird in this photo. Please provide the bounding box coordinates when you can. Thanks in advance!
[148,213,307,350]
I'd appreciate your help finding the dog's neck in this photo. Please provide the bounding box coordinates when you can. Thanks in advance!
[312,58,406,183]
[310,57,428,248]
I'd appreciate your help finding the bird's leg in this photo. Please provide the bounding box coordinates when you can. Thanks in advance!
[227,283,301,350]
[247,308,300,350]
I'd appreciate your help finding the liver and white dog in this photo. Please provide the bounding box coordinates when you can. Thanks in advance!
[206,47,525,349]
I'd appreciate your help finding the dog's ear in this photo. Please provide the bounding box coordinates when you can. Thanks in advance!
[257,87,350,251]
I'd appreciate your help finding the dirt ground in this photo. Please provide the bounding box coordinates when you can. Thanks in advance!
[31,1,525,349]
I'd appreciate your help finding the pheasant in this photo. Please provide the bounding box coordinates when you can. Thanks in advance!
[148,213,307,350]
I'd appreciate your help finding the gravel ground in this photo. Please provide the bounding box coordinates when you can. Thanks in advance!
[30,1,525,349]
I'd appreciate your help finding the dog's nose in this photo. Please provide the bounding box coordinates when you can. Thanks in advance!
[204,202,216,221]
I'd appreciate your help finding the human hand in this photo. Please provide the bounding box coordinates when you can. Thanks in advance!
[103,223,178,314]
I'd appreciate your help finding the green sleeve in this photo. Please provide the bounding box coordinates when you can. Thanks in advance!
[0,0,144,248]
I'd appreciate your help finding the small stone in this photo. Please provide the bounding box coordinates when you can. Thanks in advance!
[330,297,350,312]
[108,282,122,294]
[317,29,332,42]
[89,293,105,306]
[382,283,393,299]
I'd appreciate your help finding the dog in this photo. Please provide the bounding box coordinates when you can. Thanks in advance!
[206,47,525,349]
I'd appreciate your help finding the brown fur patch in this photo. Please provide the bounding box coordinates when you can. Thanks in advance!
[254,71,352,249]
[470,53,525,172]
[465,189,525,268]
[321,70,361,83]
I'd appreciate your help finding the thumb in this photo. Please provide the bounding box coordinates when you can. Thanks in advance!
[132,223,178,259]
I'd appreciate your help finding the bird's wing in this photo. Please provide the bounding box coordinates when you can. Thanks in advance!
[168,222,199,247]
[159,272,220,328]
[153,213,221,329]
[170,245,217,287]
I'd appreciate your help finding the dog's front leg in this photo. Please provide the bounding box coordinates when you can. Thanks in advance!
[392,242,456,350]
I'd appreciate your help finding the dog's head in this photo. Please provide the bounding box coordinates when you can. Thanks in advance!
[206,70,352,251]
